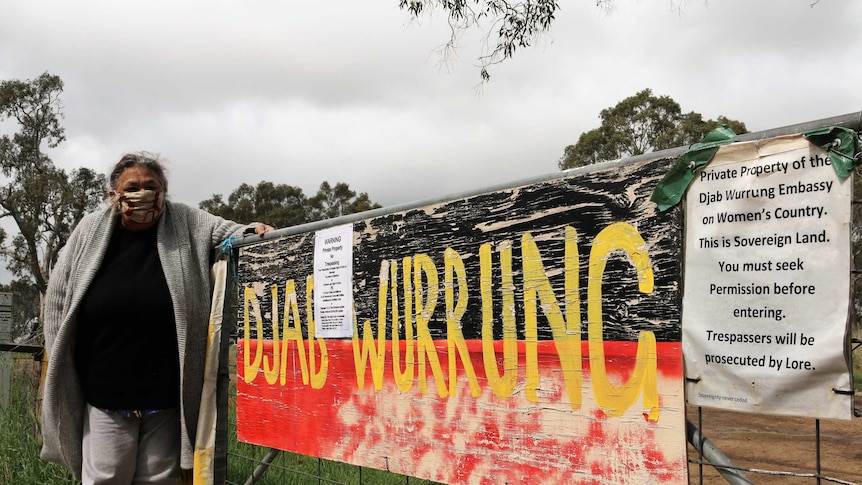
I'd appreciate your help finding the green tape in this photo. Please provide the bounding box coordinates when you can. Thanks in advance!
[802,126,861,179]
[650,125,738,212]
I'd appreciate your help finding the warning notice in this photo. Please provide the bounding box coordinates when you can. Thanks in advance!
[683,134,853,420]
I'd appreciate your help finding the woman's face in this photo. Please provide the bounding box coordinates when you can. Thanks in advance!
[114,166,164,230]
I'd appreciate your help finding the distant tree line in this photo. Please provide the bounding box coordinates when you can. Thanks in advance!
[199,180,381,228]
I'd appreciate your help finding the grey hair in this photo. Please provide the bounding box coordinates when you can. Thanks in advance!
[108,152,169,193]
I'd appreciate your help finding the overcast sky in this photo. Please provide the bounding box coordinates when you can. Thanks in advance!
[1,0,860,210]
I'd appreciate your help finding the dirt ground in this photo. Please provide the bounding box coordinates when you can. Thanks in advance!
[685,395,862,484]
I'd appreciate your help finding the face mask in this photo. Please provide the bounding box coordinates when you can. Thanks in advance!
[111,189,164,224]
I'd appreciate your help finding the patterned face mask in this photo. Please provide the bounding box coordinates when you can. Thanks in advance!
[111,189,164,224]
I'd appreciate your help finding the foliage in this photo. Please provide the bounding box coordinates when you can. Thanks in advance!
[558,89,747,170]
[398,2,706,83]
[0,72,106,340]
[399,0,564,82]
[200,181,309,228]
[200,180,382,227]
[308,181,381,221]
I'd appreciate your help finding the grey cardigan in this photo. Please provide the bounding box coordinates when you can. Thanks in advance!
[41,201,253,478]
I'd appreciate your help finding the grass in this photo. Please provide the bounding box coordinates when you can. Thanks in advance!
[0,354,78,484]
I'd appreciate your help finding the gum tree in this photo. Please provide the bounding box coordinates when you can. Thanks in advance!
[399,0,562,82]
[558,89,747,170]
[200,180,381,227]
[0,72,105,340]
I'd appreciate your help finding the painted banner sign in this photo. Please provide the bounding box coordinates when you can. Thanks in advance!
[235,158,687,484]
[683,134,853,420]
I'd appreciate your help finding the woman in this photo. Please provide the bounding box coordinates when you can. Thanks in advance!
[40,152,274,484]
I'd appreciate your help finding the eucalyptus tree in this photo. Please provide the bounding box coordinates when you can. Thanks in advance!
[308,181,381,221]
[558,89,747,170]
[399,0,562,82]
[0,72,106,339]
[200,180,380,227]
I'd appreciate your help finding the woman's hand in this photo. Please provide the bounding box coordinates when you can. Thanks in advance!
[253,224,276,236]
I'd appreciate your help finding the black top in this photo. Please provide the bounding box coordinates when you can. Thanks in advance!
[75,222,179,410]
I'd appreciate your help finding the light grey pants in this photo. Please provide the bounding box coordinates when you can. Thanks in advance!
[82,405,181,485]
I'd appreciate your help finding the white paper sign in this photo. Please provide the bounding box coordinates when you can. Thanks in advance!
[0,292,10,342]
[683,135,852,420]
[313,224,354,338]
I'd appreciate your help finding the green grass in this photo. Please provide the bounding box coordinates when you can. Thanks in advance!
[0,354,78,484]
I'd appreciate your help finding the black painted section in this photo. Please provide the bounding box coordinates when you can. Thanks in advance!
[237,158,682,343]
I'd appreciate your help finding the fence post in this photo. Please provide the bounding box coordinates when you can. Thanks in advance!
[686,419,753,485]
[0,293,11,411]
[214,249,239,484]
[0,351,8,412]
